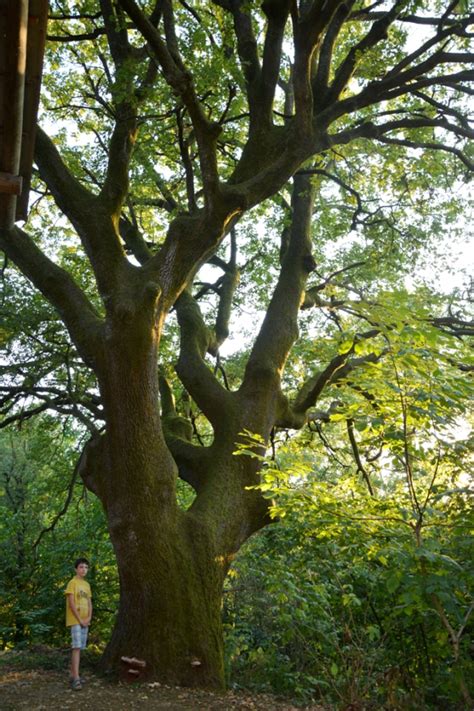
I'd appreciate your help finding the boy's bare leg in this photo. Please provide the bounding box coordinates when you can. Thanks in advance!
[71,648,81,680]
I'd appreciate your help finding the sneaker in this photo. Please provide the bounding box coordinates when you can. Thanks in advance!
[71,678,82,691]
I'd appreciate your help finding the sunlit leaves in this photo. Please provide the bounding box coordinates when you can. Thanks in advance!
[226,422,473,704]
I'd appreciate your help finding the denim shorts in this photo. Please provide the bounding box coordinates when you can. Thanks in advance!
[70,624,88,649]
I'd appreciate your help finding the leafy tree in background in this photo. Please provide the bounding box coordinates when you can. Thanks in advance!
[0,420,117,649]
[0,0,473,688]
[228,317,473,706]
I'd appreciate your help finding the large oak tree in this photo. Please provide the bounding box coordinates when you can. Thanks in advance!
[1,0,473,688]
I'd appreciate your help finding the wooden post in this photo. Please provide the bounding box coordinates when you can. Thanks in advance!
[0,171,23,195]
[0,0,29,229]
[16,0,49,222]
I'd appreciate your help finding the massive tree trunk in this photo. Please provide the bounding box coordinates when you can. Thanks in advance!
[102,499,226,687]
[75,297,270,686]
[81,401,271,686]
[77,319,210,683]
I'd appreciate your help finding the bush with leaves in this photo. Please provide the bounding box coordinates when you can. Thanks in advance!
[226,319,473,709]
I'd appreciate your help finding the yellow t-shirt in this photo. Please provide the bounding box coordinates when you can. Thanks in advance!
[65,577,92,627]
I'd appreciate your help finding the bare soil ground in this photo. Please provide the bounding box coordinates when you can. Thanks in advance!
[0,649,328,711]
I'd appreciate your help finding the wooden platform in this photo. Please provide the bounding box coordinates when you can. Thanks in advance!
[0,0,48,229]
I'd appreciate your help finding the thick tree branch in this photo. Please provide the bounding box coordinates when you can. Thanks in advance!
[35,128,127,296]
[100,107,138,215]
[95,2,141,216]
[175,290,232,427]
[0,400,54,429]
[176,108,197,211]
[213,229,239,348]
[34,127,96,222]
[383,18,473,82]
[47,27,109,42]
[48,11,103,21]
[0,392,99,433]
[318,9,474,127]
[292,341,382,416]
[383,52,474,96]
[259,1,292,124]
[157,373,208,492]
[327,66,474,129]
[165,435,209,493]
[330,117,474,171]
[213,0,261,124]
[0,384,102,421]
[0,227,104,369]
[313,1,356,102]
[351,9,470,28]
[290,0,345,128]
[292,352,349,416]
[430,315,474,337]
[325,0,404,106]
[214,266,239,348]
[100,0,130,67]
[242,173,316,391]
[162,0,185,69]
[118,0,221,207]
[119,212,153,265]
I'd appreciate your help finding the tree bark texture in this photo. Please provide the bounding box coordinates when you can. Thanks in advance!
[102,503,226,687]
[75,296,276,686]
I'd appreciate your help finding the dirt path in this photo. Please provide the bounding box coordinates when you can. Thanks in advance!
[0,654,327,711]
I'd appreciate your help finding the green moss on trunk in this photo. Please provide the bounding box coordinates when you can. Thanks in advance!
[100,500,226,687]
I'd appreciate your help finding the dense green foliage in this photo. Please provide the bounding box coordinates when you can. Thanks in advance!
[225,322,473,708]
[226,487,473,709]
[0,421,117,649]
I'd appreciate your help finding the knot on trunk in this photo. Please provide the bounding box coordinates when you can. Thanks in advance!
[77,433,107,498]
[302,253,316,273]
[143,280,161,304]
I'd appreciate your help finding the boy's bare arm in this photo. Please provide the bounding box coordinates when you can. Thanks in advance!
[84,599,93,626]
[67,593,83,626]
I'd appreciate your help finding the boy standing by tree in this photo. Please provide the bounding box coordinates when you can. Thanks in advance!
[65,557,92,691]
